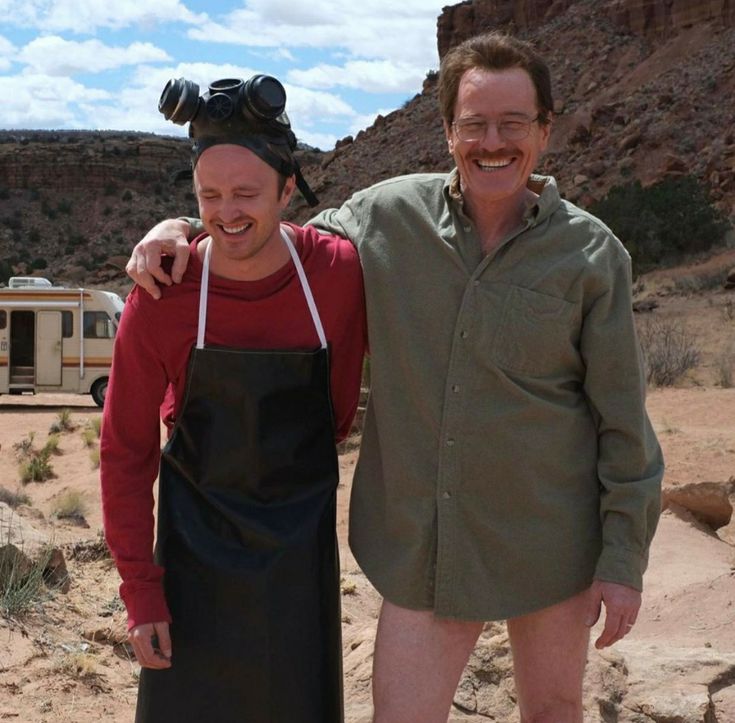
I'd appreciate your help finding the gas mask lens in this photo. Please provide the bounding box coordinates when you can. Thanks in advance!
[159,74,287,126]
[158,78,201,124]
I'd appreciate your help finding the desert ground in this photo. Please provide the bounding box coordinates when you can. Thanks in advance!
[1,251,734,722]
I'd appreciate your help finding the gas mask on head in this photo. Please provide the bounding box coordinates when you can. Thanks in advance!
[159,74,318,206]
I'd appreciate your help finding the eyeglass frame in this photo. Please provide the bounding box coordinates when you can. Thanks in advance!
[451,113,545,143]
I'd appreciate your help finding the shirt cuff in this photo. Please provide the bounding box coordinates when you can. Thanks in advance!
[120,580,172,631]
[593,545,647,592]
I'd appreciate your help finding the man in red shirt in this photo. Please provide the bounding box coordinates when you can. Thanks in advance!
[100,75,365,723]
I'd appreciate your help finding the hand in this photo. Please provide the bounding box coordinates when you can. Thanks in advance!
[584,580,641,649]
[126,219,192,299]
[128,621,173,669]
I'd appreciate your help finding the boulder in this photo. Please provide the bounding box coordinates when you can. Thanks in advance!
[663,478,735,530]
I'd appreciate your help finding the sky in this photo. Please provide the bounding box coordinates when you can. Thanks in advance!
[0,0,448,150]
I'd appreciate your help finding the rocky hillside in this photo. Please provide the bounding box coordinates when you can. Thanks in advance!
[0,0,733,290]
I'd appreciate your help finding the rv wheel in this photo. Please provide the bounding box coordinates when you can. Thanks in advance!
[91,378,108,407]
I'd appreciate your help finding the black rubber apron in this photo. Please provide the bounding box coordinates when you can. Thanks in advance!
[136,229,343,723]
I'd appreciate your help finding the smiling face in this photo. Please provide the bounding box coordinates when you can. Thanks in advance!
[194,143,295,278]
[445,66,551,215]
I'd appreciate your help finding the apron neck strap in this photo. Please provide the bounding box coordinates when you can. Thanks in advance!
[196,225,328,350]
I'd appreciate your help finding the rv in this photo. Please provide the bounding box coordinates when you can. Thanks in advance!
[0,277,124,406]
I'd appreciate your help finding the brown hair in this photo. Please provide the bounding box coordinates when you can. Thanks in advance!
[438,31,553,125]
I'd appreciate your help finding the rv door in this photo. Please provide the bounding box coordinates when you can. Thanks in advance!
[36,310,62,385]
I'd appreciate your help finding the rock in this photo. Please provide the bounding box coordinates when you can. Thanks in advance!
[585,160,607,178]
[663,153,688,174]
[607,0,735,38]
[618,129,642,151]
[44,547,70,593]
[454,623,516,720]
[725,267,735,289]
[633,298,659,312]
[573,173,589,186]
[663,478,735,530]
[103,255,129,271]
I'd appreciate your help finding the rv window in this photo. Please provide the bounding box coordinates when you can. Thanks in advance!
[0,310,6,329]
[62,310,73,338]
[83,311,114,339]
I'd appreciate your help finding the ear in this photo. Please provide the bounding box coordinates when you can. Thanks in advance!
[279,174,296,209]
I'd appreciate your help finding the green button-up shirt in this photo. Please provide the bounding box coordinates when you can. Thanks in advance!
[309,169,663,621]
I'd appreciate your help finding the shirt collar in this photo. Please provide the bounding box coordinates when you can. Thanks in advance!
[443,168,562,229]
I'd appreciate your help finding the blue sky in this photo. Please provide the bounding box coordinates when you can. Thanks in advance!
[0,0,447,150]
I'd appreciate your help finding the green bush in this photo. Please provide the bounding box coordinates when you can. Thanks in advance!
[19,451,54,484]
[589,176,730,273]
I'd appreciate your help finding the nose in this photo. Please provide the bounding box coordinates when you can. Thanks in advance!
[478,120,505,149]
[217,197,243,223]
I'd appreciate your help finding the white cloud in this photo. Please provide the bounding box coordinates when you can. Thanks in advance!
[188,0,444,66]
[0,0,207,33]
[0,73,110,128]
[287,60,425,93]
[348,107,394,137]
[78,62,357,140]
[0,34,16,71]
[17,36,171,75]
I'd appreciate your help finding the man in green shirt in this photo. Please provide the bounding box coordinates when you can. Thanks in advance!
[127,31,663,723]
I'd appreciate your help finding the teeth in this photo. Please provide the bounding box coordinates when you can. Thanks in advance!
[221,223,250,234]
[477,159,512,169]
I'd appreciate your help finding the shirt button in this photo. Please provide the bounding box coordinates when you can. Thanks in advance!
[442,491,452,500]
[451,384,460,393]
[460,330,468,339]
[446,438,455,447]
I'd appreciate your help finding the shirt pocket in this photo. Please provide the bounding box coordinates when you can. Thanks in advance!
[491,285,578,377]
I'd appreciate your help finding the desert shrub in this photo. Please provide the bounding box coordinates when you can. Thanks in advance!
[637,317,701,386]
[121,189,133,202]
[43,435,61,456]
[0,543,54,618]
[28,228,41,244]
[0,487,31,508]
[88,416,102,438]
[89,448,100,469]
[0,187,9,200]
[717,346,734,388]
[54,651,98,680]
[672,271,728,295]
[19,450,54,484]
[56,409,76,432]
[30,257,48,270]
[81,428,97,448]
[52,490,87,520]
[589,176,731,273]
[13,432,36,461]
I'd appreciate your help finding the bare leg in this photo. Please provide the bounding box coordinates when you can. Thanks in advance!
[506,588,591,723]
[372,599,484,723]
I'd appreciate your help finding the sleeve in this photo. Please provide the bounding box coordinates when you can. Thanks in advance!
[327,249,368,443]
[178,217,205,240]
[580,252,664,591]
[100,288,173,630]
[308,197,363,249]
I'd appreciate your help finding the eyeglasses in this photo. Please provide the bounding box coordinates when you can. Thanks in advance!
[452,115,541,143]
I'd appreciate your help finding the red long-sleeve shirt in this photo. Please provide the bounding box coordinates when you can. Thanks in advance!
[100,223,366,629]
